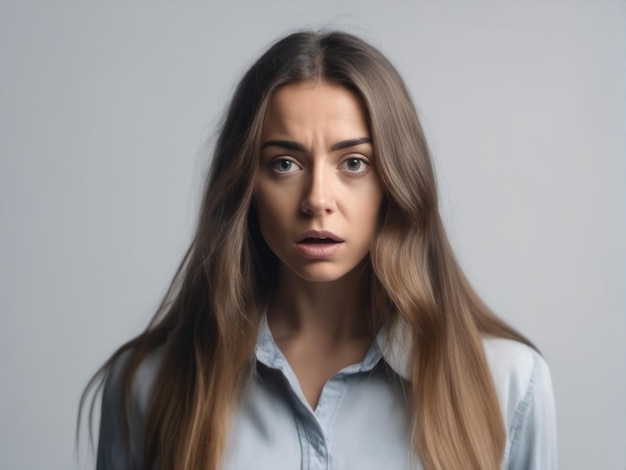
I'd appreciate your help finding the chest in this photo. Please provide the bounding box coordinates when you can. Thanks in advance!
[223,364,413,470]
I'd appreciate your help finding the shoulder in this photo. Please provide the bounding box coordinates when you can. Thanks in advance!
[481,337,557,469]
[481,336,553,426]
[107,346,163,411]
[97,347,163,470]
[482,337,547,407]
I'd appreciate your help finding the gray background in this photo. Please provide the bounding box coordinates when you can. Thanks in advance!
[1,2,624,469]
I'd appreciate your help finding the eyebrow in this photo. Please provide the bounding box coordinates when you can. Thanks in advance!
[260,137,372,152]
[331,137,372,151]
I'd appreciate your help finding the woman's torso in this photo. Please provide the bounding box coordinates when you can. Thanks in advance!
[97,318,557,470]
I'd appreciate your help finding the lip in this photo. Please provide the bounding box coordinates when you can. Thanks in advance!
[296,230,344,243]
[295,229,344,258]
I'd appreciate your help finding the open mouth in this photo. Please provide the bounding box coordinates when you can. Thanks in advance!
[299,237,340,244]
[295,231,344,258]
[296,230,344,244]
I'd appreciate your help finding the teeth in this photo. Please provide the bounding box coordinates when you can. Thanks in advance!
[320,236,327,239]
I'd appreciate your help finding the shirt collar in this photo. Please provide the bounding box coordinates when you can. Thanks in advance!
[374,316,412,381]
[255,314,412,381]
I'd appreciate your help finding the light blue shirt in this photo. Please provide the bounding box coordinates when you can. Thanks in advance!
[97,316,557,469]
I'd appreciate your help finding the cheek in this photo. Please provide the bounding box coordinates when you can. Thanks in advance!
[254,187,291,238]
[355,185,384,226]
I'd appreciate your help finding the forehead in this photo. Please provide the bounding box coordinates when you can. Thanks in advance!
[262,80,370,140]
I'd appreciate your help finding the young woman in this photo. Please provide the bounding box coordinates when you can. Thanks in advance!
[81,30,557,470]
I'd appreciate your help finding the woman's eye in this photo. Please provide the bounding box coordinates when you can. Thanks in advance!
[270,158,300,173]
[340,157,369,174]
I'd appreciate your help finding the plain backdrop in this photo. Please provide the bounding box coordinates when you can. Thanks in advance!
[1,2,624,469]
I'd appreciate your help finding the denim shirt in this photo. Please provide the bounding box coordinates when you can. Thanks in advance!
[97,317,557,469]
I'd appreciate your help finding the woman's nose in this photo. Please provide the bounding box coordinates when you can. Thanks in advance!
[300,165,336,216]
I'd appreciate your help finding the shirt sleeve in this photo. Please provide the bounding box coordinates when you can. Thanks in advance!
[96,352,148,470]
[506,353,558,470]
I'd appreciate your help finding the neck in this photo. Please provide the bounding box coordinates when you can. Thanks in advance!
[268,262,373,344]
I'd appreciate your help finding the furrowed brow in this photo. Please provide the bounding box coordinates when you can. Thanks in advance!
[330,137,372,151]
[260,140,307,152]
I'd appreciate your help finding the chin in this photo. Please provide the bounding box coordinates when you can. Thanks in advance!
[288,263,366,284]
[298,272,347,284]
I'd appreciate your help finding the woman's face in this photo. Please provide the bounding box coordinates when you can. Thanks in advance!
[254,80,384,283]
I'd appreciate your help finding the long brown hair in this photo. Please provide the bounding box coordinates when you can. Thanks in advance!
[79,30,534,470]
